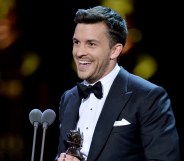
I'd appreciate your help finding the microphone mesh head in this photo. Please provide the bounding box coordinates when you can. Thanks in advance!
[29,109,42,125]
[41,109,56,126]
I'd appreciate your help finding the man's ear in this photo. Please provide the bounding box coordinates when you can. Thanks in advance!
[110,43,123,60]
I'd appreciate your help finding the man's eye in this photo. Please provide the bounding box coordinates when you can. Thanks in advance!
[73,40,79,44]
[89,43,95,46]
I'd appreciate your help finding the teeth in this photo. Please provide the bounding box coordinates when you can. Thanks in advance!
[79,60,90,64]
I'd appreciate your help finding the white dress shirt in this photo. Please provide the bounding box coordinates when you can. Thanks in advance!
[76,64,120,160]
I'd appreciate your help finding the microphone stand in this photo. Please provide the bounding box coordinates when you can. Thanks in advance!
[40,123,48,161]
[31,122,39,161]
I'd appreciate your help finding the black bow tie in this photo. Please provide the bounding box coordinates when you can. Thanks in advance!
[77,81,103,99]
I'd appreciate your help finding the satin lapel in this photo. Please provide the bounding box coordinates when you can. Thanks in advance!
[87,67,132,161]
[61,87,81,141]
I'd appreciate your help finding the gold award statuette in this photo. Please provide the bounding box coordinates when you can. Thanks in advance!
[66,129,84,160]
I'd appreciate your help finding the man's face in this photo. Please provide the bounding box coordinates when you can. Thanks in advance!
[72,22,117,83]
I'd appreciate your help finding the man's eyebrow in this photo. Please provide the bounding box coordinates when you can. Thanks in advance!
[72,37,78,41]
[86,39,100,44]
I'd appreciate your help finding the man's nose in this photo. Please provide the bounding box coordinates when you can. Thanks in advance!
[75,46,88,57]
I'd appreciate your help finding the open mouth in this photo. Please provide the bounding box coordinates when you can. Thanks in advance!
[78,60,92,71]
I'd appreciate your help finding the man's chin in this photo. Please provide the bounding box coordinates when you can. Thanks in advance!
[77,72,89,80]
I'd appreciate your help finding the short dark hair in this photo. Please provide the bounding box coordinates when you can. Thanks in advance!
[74,6,128,48]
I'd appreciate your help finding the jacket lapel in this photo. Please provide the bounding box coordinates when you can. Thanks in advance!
[87,67,132,161]
[61,87,81,145]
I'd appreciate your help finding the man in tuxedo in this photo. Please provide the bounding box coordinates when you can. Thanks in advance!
[55,6,180,161]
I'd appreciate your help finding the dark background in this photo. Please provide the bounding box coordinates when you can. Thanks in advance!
[0,0,183,161]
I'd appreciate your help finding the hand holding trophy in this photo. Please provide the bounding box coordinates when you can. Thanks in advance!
[66,128,84,160]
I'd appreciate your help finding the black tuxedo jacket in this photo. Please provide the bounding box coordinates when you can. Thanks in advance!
[55,67,180,161]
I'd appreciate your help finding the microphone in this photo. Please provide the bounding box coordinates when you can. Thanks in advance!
[29,109,42,161]
[40,109,56,161]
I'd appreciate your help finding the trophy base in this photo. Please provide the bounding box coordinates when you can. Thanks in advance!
[66,147,83,160]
